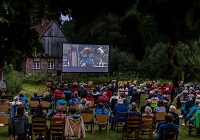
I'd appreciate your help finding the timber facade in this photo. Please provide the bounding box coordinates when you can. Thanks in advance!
[23,19,70,75]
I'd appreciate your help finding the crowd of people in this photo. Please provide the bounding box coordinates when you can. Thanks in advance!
[1,80,200,139]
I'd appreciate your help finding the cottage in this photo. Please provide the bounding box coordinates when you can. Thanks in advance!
[22,19,71,75]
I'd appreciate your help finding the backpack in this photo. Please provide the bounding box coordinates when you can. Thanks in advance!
[47,109,57,120]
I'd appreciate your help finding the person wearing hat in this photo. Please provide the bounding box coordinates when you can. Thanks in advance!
[110,99,127,130]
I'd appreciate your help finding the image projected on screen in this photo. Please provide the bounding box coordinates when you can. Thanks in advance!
[62,43,109,72]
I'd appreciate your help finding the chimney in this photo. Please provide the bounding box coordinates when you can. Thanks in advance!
[42,19,49,26]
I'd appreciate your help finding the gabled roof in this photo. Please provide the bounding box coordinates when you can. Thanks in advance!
[31,19,52,37]
[31,19,71,42]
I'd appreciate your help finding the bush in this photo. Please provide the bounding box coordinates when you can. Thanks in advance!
[6,71,22,95]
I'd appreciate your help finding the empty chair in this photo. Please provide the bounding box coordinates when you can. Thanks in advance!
[140,115,154,139]
[29,100,39,114]
[95,114,109,134]
[123,116,141,140]
[31,117,47,140]
[50,117,65,140]
[81,113,94,134]
[163,131,179,140]
[0,114,10,126]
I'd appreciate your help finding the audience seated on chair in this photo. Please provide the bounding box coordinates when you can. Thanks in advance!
[30,92,40,102]
[62,87,72,103]
[187,103,200,134]
[123,98,131,111]
[140,99,152,114]
[78,98,87,109]
[168,105,179,126]
[96,102,109,131]
[86,92,94,107]
[56,94,68,106]
[127,102,141,117]
[65,108,85,140]
[18,91,29,110]
[110,99,127,130]
[153,100,166,114]
[52,105,66,119]
[9,96,22,118]
[179,96,195,120]
[123,102,141,132]
[69,93,79,105]
[96,92,110,104]
[31,104,49,139]
[157,113,179,140]
[7,106,30,139]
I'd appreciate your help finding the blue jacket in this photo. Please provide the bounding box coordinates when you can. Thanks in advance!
[157,124,178,140]
[96,108,109,114]
[30,96,40,102]
[62,90,71,102]
[113,104,127,123]
[56,99,68,105]
[184,100,195,111]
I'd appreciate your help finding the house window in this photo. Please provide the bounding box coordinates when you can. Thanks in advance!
[34,61,40,69]
[58,61,62,70]
[48,62,54,69]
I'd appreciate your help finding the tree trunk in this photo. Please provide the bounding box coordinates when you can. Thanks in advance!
[0,68,6,91]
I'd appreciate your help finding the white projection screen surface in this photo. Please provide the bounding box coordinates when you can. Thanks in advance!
[62,43,109,72]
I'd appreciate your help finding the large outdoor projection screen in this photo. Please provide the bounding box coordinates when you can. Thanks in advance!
[62,43,109,72]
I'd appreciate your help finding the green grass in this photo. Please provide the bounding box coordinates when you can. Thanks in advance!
[0,84,199,139]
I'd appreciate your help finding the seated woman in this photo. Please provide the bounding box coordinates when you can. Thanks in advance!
[56,94,68,106]
[18,91,29,110]
[153,100,166,114]
[168,105,179,126]
[68,93,79,105]
[123,98,131,111]
[9,96,22,118]
[142,106,154,118]
[52,105,66,119]
[96,102,109,131]
[81,101,93,114]
[150,92,159,108]
[78,98,87,109]
[7,106,29,139]
[68,108,81,119]
[86,92,94,108]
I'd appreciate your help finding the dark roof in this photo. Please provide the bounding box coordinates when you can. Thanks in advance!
[31,20,52,37]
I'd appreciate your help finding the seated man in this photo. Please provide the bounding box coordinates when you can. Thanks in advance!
[110,99,127,130]
[157,113,179,140]
[30,92,40,102]
[123,102,141,132]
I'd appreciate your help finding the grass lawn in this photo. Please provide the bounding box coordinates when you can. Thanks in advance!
[0,84,199,139]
